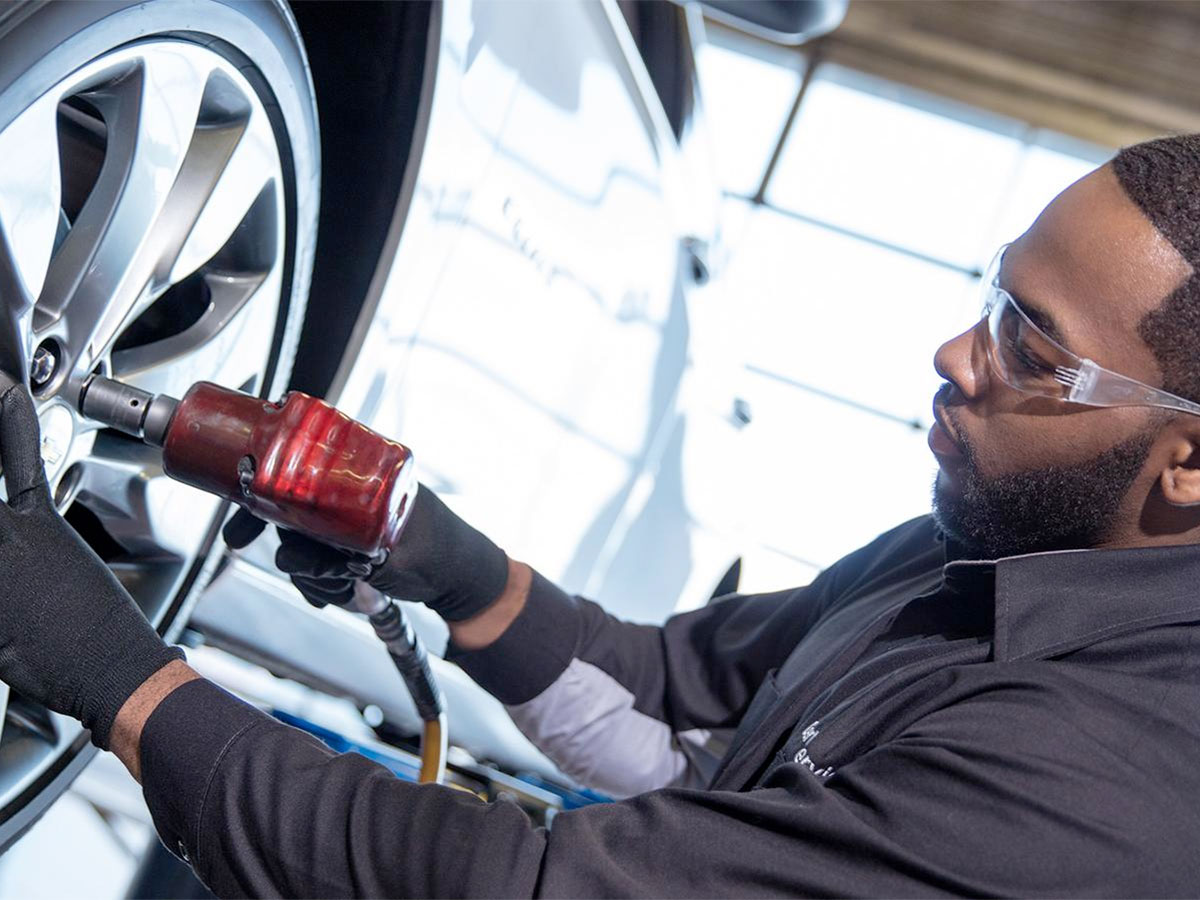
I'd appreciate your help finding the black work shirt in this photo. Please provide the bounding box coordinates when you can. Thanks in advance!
[139,516,1200,896]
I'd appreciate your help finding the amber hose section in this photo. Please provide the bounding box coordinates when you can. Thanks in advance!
[419,713,448,784]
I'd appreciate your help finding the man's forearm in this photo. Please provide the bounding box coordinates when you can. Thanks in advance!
[447,557,530,650]
[110,660,201,781]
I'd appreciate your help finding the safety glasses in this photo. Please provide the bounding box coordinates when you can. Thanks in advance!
[981,246,1200,417]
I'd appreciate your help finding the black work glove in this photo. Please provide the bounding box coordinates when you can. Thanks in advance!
[0,384,183,748]
[223,483,509,621]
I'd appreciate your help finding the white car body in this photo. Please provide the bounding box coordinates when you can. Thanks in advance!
[194,0,748,779]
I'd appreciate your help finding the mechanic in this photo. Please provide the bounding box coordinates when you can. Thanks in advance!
[1,133,1200,897]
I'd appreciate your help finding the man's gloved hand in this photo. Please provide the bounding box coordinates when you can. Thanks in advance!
[223,483,510,621]
[0,383,183,748]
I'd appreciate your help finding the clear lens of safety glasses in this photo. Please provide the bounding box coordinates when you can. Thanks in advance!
[981,247,1200,416]
[985,289,1077,400]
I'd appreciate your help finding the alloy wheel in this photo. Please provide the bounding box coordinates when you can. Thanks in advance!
[0,34,305,845]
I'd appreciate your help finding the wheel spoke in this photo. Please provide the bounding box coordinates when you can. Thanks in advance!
[109,560,188,627]
[72,436,166,555]
[142,70,256,287]
[0,90,62,307]
[113,268,278,401]
[35,51,254,379]
[110,82,280,383]
[112,269,267,375]
[166,96,276,286]
[0,90,61,376]
[74,432,220,560]
[36,56,200,349]
[3,692,56,747]
[0,227,35,381]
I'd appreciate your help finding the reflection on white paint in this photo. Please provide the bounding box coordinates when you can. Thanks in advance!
[340,0,687,608]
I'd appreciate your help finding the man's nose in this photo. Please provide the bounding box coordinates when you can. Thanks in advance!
[933,321,989,401]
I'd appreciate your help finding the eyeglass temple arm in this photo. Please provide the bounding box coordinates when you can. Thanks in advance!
[1067,359,1200,417]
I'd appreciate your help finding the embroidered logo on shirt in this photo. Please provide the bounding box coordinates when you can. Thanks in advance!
[793,721,835,779]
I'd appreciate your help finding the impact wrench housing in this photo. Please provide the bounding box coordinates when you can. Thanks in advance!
[77,376,418,557]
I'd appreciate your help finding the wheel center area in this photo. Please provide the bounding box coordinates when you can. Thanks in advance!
[37,402,75,483]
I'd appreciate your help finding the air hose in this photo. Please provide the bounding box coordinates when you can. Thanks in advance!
[352,582,447,783]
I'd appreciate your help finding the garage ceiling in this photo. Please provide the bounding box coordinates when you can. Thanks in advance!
[817,0,1200,147]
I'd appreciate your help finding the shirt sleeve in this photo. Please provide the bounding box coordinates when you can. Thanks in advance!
[140,667,1179,898]
[444,520,926,798]
[139,678,547,898]
[443,565,845,797]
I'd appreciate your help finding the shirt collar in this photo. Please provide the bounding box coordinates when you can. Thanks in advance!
[940,541,1200,661]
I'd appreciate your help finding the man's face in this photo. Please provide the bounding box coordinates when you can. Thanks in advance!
[930,164,1192,558]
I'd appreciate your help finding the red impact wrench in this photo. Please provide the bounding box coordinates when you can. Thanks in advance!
[75,375,446,782]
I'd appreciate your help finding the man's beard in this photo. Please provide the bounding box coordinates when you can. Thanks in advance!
[931,426,1155,559]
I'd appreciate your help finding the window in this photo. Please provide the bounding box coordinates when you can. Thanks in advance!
[695,39,804,195]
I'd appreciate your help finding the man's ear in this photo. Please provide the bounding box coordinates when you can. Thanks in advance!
[1159,435,1200,507]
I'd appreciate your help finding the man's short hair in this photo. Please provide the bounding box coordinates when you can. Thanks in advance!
[1113,134,1200,403]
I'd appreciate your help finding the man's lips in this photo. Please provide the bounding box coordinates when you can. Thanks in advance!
[929,398,965,460]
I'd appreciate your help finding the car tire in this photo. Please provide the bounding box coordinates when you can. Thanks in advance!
[0,0,318,851]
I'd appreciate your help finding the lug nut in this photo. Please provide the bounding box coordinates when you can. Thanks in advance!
[29,344,57,388]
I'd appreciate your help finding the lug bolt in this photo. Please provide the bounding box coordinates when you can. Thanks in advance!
[29,344,57,388]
